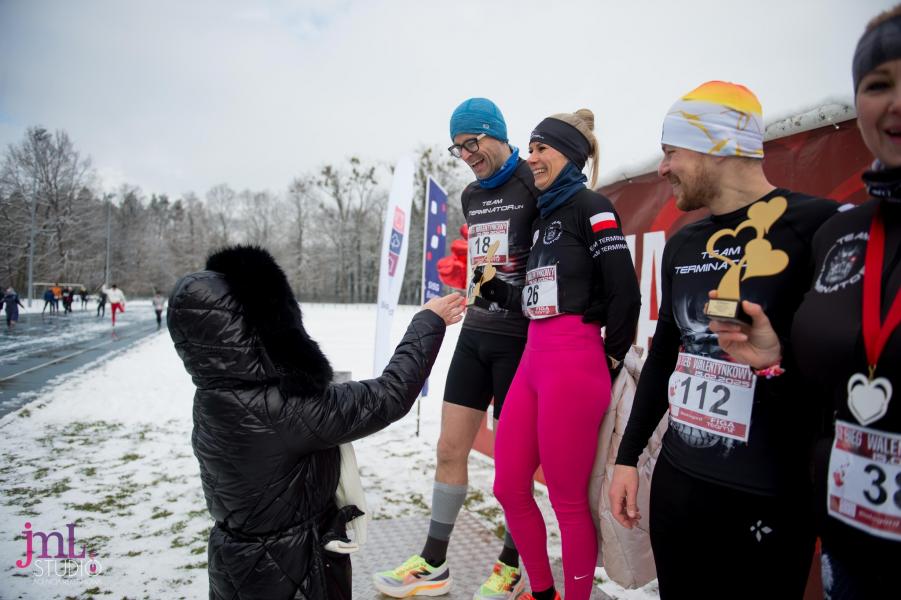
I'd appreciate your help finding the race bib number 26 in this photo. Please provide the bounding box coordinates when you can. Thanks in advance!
[522,265,559,319]
[667,353,756,442]
[828,421,901,541]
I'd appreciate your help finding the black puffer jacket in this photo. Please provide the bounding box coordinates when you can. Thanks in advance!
[168,246,446,600]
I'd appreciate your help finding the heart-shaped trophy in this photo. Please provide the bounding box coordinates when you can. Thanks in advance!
[468,240,500,306]
[847,373,893,426]
[704,196,789,324]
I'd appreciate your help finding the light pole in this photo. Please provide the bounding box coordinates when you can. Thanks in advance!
[104,193,113,286]
[26,185,37,307]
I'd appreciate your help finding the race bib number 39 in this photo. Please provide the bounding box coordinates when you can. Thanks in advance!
[469,221,509,266]
[522,265,559,319]
[667,353,756,442]
[828,421,901,541]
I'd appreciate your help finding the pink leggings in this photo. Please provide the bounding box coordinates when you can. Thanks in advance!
[494,315,610,600]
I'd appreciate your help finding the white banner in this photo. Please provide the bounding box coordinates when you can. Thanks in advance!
[373,155,415,377]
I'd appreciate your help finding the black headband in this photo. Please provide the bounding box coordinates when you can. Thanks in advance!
[529,117,591,171]
[853,14,901,92]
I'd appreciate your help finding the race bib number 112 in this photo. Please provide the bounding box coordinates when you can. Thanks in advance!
[667,353,756,442]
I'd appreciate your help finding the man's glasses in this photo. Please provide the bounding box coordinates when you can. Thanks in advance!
[448,133,486,158]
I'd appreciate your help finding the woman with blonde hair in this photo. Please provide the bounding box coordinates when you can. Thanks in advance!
[479,109,640,600]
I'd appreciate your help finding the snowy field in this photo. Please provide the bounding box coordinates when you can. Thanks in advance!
[0,303,657,599]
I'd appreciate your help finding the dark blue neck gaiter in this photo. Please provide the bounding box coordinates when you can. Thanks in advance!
[478,147,520,189]
[537,162,587,218]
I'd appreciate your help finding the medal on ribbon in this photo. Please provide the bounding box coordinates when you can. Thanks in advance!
[847,205,901,426]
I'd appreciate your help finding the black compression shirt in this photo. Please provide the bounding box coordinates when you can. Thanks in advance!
[791,197,901,562]
[462,159,539,338]
[616,189,838,495]
[525,188,640,364]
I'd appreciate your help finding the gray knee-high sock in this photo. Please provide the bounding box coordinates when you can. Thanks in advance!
[498,519,519,567]
[421,481,467,566]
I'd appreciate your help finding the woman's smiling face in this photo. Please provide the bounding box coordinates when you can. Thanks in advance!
[527,141,569,191]
[857,58,901,167]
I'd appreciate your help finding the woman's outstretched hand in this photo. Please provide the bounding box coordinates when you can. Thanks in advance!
[424,292,466,326]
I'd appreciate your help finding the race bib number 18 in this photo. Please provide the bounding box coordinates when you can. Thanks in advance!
[667,353,756,442]
[470,221,509,266]
[828,421,901,541]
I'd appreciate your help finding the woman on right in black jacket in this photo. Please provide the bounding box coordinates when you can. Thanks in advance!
[710,6,901,598]
[168,245,464,600]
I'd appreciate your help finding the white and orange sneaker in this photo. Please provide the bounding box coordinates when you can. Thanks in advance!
[372,554,452,597]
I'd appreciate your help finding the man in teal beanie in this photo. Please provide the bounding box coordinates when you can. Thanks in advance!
[446,97,511,183]
[450,97,508,143]
[374,98,539,599]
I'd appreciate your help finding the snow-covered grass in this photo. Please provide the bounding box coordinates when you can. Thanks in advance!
[0,303,657,599]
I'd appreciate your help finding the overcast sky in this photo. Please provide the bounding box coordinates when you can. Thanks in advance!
[0,0,892,199]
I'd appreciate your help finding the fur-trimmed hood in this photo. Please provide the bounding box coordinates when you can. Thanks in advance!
[168,245,332,397]
[168,245,449,599]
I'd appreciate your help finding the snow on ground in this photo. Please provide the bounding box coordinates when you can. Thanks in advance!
[0,303,657,599]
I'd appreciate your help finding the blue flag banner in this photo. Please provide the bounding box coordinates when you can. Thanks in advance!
[420,176,448,397]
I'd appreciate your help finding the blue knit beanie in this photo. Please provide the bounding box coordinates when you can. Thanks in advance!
[449,98,508,142]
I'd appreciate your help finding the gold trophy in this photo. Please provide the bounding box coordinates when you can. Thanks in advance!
[468,240,500,306]
[704,196,789,324]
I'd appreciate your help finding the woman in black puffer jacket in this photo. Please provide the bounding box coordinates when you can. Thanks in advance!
[167,245,463,600]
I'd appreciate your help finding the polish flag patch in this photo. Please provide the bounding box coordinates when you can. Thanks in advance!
[590,211,617,233]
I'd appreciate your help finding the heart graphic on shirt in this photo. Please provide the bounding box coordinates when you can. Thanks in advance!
[746,196,787,233]
[706,197,789,266]
[742,238,789,280]
[705,196,790,300]
[847,373,893,426]
[706,227,744,267]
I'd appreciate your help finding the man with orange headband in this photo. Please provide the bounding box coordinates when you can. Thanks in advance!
[609,81,838,598]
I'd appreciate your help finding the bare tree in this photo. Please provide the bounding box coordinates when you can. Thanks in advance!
[0,125,473,304]
[205,183,237,248]
[236,189,284,248]
[311,157,386,302]
[0,127,95,298]
[286,175,317,296]
[0,189,31,291]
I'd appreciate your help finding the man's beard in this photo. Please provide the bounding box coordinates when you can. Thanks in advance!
[673,164,717,211]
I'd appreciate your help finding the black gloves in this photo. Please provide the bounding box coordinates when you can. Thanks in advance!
[471,266,519,311]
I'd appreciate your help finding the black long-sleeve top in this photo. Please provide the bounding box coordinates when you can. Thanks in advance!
[524,188,640,364]
[616,189,838,495]
[461,159,540,338]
